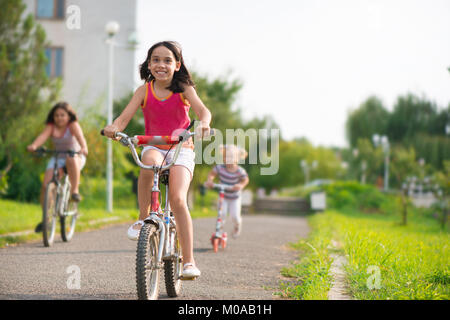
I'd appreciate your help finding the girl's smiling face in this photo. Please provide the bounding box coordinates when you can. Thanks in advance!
[148,45,181,82]
[53,107,70,128]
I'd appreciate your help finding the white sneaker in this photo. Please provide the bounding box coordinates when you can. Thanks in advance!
[127,220,144,241]
[181,263,201,279]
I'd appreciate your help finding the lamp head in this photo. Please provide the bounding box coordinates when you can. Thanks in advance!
[105,21,120,37]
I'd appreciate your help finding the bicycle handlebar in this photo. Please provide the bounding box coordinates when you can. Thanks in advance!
[34,147,80,157]
[100,123,215,172]
[205,183,234,192]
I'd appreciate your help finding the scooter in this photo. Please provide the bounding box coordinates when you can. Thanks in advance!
[205,183,233,253]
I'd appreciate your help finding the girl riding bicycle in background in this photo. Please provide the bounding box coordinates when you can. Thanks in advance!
[205,144,249,238]
[102,41,211,279]
[27,102,88,231]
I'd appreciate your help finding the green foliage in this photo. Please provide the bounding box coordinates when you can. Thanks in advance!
[0,0,59,200]
[388,94,442,142]
[113,92,145,136]
[346,96,389,148]
[346,93,449,172]
[192,71,244,131]
[4,153,44,202]
[251,139,343,193]
[321,181,390,212]
[346,138,384,184]
[390,146,420,186]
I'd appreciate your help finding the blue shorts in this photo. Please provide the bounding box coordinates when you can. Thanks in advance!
[46,154,86,171]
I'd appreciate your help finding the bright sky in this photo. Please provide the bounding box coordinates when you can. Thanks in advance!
[136,0,450,148]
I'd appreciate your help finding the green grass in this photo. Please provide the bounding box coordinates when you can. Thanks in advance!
[280,207,449,300]
[276,212,334,299]
[334,209,449,300]
[0,177,218,247]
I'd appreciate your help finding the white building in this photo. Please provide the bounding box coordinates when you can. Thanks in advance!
[23,0,138,115]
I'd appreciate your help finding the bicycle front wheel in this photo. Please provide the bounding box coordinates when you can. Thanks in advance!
[61,181,77,242]
[42,182,58,247]
[164,228,182,297]
[136,223,160,300]
[60,205,77,242]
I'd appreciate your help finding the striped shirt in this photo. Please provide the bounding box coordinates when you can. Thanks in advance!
[213,164,248,199]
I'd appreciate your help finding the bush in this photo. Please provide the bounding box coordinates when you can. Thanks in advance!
[4,151,45,202]
[322,181,389,212]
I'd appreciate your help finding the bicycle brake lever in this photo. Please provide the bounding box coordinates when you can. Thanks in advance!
[119,137,131,147]
[178,119,196,142]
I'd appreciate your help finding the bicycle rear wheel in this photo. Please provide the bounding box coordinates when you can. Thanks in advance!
[164,228,182,297]
[42,182,58,247]
[136,223,160,300]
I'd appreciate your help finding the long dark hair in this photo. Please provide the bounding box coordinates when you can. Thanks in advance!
[139,41,195,93]
[46,102,78,124]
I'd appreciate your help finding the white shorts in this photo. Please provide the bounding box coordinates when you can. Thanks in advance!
[141,146,195,179]
[46,154,86,171]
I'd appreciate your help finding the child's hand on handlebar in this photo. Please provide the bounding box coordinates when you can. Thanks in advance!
[102,124,121,140]
[204,181,214,189]
[195,121,211,138]
[27,144,37,152]
[231,184,243,192]
[80,147,88,156]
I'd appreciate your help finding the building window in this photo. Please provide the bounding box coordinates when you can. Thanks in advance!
[45,47,64,78]
[36,0,65,19]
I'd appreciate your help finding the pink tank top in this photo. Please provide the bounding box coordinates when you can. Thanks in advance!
[51,125,80,152]
[141,80,193,150]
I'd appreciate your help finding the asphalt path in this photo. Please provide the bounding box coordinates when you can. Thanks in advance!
[0,214,309,300]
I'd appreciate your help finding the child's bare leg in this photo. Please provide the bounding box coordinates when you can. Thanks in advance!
[65,155,81,194]
[137,149,164,222]
[168,165,195,266]
[40,169,54,208]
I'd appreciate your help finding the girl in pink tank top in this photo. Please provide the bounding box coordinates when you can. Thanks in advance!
[103,41,212,279]
[141,79,194,150]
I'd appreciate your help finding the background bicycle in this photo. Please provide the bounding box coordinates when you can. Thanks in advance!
[35,147,79,247]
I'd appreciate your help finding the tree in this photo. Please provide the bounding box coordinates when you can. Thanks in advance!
[390,147,420,225]
[0,0,59,199]
[346,96,389,148]
[387,94,439,143]
[432,161,449,230]
[191,72,244,131]
[345,138,384,185]
[388,94,449,170]
[346,93,449,173]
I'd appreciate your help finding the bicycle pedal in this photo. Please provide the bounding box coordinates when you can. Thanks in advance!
[179,276,197,281]
[162,255,177,261]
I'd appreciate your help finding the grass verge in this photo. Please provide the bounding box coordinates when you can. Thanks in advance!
[276,212,334,299]
[279,208,449,300]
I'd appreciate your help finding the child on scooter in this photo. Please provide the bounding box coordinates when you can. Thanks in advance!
[205,144,249,238]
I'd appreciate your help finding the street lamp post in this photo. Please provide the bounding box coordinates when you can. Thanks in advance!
[373,134,390,192]
[105,21,120,212]
[353,148,367,184]
[300,160,318,185]
[361,160,367,184]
